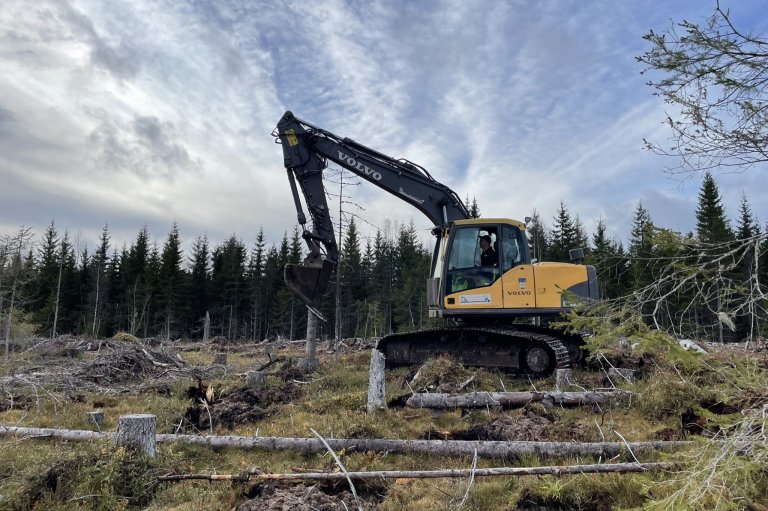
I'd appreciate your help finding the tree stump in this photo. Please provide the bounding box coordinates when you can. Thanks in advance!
[246,371,266,388]
[214,352,228,365]
[86,411,104,427]
[555,369,573,391]
[367,349,386,413]
[608,368,636,384]
[115,414,157,457]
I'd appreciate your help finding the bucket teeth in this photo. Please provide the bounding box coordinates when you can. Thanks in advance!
[284,259,334,308]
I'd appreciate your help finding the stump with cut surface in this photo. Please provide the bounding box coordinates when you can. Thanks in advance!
[115,414,157,457]
[246,371,266,388]
[214,352,228,365]
[86,411,104,426]
[555,369,573,391]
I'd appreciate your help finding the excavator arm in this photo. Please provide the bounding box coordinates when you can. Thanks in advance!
[275,111,469,306]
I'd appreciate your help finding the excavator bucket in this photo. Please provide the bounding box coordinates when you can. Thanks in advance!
[284,259,335,308]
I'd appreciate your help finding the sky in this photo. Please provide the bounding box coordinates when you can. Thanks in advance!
[2,0,768,258]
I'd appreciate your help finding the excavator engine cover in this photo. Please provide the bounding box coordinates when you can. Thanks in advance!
[284,259,334,308]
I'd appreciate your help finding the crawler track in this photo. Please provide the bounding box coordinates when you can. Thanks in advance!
[377,325,583,376]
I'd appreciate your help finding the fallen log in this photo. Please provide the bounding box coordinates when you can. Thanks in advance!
[406,391,632,409]
[158,461,676,482]
[0,425,688,459]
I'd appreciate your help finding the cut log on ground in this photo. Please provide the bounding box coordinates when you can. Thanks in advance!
[158,461,676,482]
[406,391,633,409]
[0,425,689,459]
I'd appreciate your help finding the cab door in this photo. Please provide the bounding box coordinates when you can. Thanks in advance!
[500,224,536,310]
[443,225,504,309]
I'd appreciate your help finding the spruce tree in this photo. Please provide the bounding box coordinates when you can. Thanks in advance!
[188,234,210,337]
[548,201,577,262]
[735,193,759,241]
[32,221,60,332]
[90,224,111,336]
[695,172,733,244]
[211,235,247,340]
[159,223,184,339]
[340,218,365,336]
[628,201,655,291]
[248,228,266,340]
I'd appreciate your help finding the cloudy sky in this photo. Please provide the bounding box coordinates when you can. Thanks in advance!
[2,0,768,257]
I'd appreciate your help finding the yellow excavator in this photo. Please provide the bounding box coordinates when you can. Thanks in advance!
[275,112,598,375]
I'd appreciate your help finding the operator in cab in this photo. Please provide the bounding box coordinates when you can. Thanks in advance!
[479,235,498,267]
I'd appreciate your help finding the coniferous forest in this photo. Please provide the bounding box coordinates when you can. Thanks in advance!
[1,172,765,344]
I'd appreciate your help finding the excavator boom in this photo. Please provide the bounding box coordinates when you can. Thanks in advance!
[275,111,468,306]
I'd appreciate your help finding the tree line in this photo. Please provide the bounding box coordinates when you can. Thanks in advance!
[0,172,764,344]
[0,217,433,344]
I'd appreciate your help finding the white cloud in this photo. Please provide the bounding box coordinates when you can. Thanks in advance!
[1,0,768,259]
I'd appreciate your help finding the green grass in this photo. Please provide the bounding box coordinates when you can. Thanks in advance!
[2,339,767,510]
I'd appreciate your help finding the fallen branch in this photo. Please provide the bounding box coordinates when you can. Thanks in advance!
[407,391,633,409]
[157,461,676,482]
[0,425,689,459]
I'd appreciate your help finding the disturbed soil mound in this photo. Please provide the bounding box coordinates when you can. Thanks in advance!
[468,404,555,441]
[184,381,302,430]
[463,403,591,442]
[237,482,377,511]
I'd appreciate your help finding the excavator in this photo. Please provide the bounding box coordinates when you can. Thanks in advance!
[274,111,598,375]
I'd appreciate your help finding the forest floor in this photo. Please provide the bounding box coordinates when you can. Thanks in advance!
[0,332,767,510]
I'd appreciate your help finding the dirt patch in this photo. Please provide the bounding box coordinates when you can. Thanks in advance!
[0,391,34,411]
[459,403,591,442]
[467,404,555,441]
[184,381,302,430]
[237,482,377,511]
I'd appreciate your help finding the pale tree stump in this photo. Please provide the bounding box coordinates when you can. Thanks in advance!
[86,411,104,427]
[246,371,265,388]
[367,349,386,413]
[555,369,573,392]
[115,414,157,457]
[214,352,228,365]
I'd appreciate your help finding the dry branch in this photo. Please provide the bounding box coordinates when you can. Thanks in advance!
[157,461,676,482]
[406,391,633,409]
[0,425,689,459]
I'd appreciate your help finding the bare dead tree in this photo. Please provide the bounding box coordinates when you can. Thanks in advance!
[3,226,34,361]
[639,3,768,174]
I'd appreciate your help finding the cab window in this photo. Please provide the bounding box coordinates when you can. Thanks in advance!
[500,224,526,271]
[446,226,500,294]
